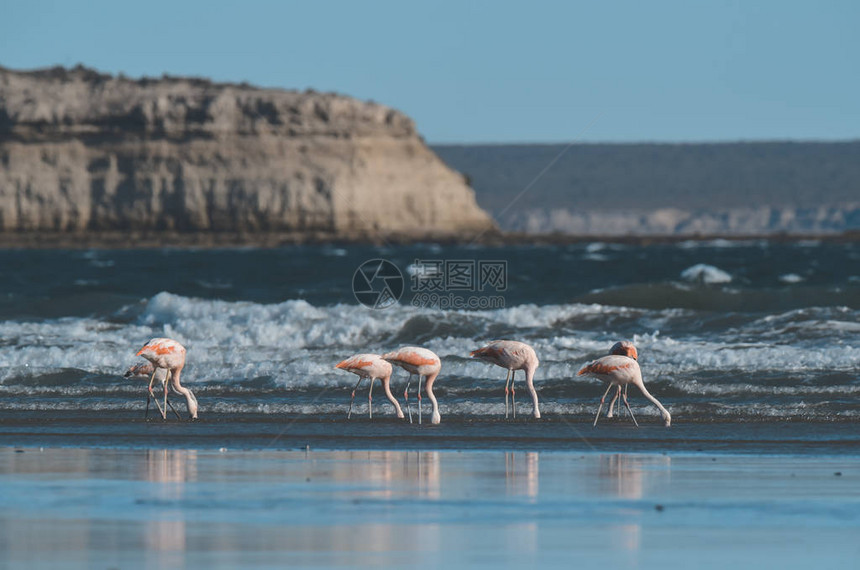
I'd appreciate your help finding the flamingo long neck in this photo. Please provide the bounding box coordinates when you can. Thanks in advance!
[170,366,198,419]
[525,366,541,419]
[424,372,441,425]
[637,381,671,426]
[381,375,404,419]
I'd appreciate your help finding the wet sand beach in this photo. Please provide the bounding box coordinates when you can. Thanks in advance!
[1,446,858,568]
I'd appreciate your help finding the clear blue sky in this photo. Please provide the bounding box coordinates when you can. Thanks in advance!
[2,0,858,143]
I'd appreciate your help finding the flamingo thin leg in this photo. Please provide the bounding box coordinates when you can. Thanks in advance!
[503,369,512,419]
[163,371,182,420]
[368,377,374,419]
[145,370,157,420]
[348,376,364,419]
[148,386,165,419]
[418,374,423,425]
[593,384,615,427]
[163,382,169,420]
[404,374,413,424]
[147,371,166,420]
[166,399,183,421]
[621,388,639,427]
[511,370,517,419]
[607,386,621,418]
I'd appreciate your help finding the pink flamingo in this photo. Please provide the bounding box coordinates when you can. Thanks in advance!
[335,354,404,419]
[470,340,541,419]
[135,338,199,420]
[382,347,441,425]
[606,341,635,419]
[577,341,671,427]
[124,362,183,420]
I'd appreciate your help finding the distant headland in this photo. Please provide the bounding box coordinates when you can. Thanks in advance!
[0,64,496,245]
[435,142,860,236]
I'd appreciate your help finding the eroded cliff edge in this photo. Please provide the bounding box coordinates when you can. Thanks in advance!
[0,65,495,241]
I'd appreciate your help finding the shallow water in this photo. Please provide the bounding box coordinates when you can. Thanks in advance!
[1,447,858,569]
[0,243,857,435]
[1,412,859,456]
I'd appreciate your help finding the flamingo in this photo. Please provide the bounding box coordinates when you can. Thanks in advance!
[334,354,404,419]
[606,341,635,419]
[577,342,671,427]
[124,362,182,420]
[135,338,199,420]
[381,347,441,425]
[470,340,541,419]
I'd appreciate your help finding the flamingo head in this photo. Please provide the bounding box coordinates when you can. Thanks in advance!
[124,362,155,378]
[609,341,638,361]
[469,346,496,361]
[186,390,199,419]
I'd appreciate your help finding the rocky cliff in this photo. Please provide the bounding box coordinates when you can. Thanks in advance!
[0,65,495,240]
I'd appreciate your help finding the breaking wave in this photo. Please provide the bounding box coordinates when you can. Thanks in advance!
[0,292,857,422]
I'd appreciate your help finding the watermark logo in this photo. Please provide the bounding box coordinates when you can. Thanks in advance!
[352,258,507,309]
[352,259,405,309]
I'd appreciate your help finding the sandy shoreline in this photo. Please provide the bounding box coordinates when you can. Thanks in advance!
[0,446,857,568]
[2,413,860,456]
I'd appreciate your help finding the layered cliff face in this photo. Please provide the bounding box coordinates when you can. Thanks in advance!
[0,65,495,238]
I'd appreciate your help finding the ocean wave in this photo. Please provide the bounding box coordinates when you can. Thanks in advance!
[779,273,805,284]
[680,264,733,284]
[0,293,856,393]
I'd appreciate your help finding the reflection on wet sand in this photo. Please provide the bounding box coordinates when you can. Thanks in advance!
[296,450,444,555]
[504,452,541,554]
[596,454,673,554]
[598,453,671,499]
[505,451,539,499]
[144,449,198,564]
[310,450,441,499]
[2,447,849,568]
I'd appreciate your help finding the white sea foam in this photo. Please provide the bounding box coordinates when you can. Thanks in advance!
[0,293,856,396]
[680,264,733,284]
[321,248,348,257]
[583,253,610,262]
[4,398,857,421]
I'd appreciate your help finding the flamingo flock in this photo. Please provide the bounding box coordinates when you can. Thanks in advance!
[128,336,671,427]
